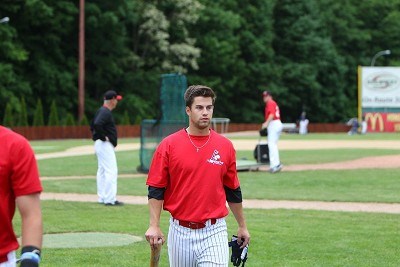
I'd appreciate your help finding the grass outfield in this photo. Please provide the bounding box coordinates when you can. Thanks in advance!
[37,148,400,176]
[13,203,399,266]
[13,133,400,266]
[41,168,400,203]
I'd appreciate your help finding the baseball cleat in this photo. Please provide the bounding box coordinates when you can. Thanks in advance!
[105,200,124,206]
[269,164,282,174]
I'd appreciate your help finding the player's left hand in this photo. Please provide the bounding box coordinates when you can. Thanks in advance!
[236,227,250,248]
[261,122,268,129]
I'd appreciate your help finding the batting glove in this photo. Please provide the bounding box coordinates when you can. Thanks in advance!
[228,235,248,267]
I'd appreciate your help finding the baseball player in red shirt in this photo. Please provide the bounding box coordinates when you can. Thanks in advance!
[145,85,250,266]
[0,126,43,267]
[261,90,283,173]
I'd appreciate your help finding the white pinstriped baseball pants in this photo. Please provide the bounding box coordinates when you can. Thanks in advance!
[0,251,16,267]
[267,119,283,168]
[168,218,229,267]
[94,140,118,204]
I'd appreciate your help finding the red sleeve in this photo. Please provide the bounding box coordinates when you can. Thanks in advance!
[146,141,169,188]
[265,100,280,120]
[223,141,240,189]
[11,138,42,197]
[265,101,277,120]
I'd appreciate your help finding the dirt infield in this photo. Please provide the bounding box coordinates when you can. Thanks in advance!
[38,135,400,214]
[232,138,400,171]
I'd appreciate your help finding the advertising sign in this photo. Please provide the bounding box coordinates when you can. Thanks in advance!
[364,112,400,132]
[361,67,400,108]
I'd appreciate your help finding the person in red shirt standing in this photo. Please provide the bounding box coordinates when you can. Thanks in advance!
[261,90,283,173]
[145,85,250,266]
[0,126,43,267]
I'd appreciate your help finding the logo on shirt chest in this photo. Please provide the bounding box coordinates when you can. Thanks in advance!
[207,150,224,165]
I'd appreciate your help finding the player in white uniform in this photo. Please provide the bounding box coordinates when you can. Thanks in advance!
[261,91,283,173]
[91,90,123,206]
[299,111,309,135]
[145,85,250,266]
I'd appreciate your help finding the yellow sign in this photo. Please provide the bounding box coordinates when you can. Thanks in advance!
[365,113,384,131]
[386,113,400,122]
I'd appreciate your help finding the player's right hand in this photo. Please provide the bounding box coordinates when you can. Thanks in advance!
[145,226,165,249]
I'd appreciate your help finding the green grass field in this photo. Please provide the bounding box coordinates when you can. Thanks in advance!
[13,133,400,266]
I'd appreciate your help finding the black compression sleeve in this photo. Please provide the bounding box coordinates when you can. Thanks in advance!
[148,186,166,200]
[225,186,243,203]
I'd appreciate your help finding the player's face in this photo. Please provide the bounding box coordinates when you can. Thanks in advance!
[186,96,214,130]
[111,98,119,109]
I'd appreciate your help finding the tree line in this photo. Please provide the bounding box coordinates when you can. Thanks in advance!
[1,0,399,126]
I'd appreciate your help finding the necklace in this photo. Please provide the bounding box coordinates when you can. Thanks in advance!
[186,129,211,152]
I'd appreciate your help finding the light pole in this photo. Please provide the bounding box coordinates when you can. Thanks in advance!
[371,49,391,66]
[0,17,10,24]
[78,0,85,122]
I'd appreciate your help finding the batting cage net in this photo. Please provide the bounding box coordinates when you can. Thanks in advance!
[160,73,187,122]
[138,73,188,173]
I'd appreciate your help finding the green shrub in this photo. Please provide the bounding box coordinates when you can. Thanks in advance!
[64,113,76,126]
[121,110,131,125]
[2,103,14,127]
[48,100,59,126]
[18,97,29,126]
[79,114,89,126]
[32,99,45,126]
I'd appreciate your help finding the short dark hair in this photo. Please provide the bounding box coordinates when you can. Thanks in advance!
[184,85,216,108]
[262,90,271,97]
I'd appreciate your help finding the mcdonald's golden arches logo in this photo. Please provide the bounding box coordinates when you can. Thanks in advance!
[365,113,384,131]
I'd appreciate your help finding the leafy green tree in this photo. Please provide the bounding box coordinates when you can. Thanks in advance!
[3,0,400,125]
[32,99,45,126]
[48,100,60,126]
[84,0,203,122]
[230,0,277,122]
[15,1,79,119]
[272,0,348,122]
[0,3,31,121]
[189,0,245,118]
[319,0,371,119]
[2,103,14,127]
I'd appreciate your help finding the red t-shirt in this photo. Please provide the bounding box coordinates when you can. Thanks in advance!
[0,126,42,263]
[146,129,240,223]
[265,99,281,120]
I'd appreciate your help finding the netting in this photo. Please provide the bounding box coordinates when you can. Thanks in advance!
[138,73,188,173]
[138,120,187,172]
[160,73,187,121]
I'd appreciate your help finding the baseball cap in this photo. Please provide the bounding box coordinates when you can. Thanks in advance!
[104,90,122,100]
[262,91,271,97]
